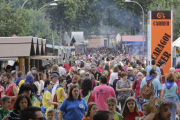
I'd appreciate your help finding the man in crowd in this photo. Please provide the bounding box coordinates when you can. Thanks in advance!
[147,59,161,80]
[58,63,66,75]
[140,69,161,102]
[91,63,101,82]
[92,76,116,110]
[4,73,18,110]
[16,71,23,86]
[126,67,136,83]
[51,73,59,99]
[10,70,17,84]
[20,106,44,120]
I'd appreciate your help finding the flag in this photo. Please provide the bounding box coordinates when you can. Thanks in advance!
[70,37,76,46]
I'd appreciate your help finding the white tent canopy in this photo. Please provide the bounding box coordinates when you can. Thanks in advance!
[173,37,180,47]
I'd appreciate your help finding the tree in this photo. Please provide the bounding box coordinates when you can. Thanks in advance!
[0,1,29,36]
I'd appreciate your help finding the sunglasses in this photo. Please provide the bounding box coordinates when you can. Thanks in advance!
[86,74,89,76]
[138,75,142,76]
[128,70,132,71]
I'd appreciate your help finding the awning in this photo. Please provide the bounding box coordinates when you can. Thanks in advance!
[25,55,60,60]
[0,58,18,61]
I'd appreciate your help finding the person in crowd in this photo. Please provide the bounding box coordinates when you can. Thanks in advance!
[66,67,76,83]
[147,59,161,80]
[39,72,45,92]
[63,60,72,73]
[126,67,136,84]
[58,64,66,75]
[161,73,177,120]
[58,84,87,120]
[4,73,18,110]
[93,110,114,120]
[31,67,37,73]
[124,60,129,71]
[80,61,85,68]
[47,108,56,120]
[72,75,80,85]
[117,64,124,72]
[20,106,44,120]
[140,70,147,78]
[18,83,40,107]
[25,75,38,95]
[159,61,167,83]
[82,102,97,120]
[8,94,32,120]
[169,67,175,73]
[109,66,119,86]
[143,96,172,120]
[106,97,123,120]
[140,69,161,102]
[15,71,23,86]
[132,72,144,110]
[10,71,16,84]
[113,71,121,97]
[85,71,96,88]
[139,103,148,120]
[122,97,144,120]
[104,64,111,84]
[78,78,83,89]
[51,73,59,99]
[97,61,105,73]
[32,72,43,102]
[0,73,6,88]
[0,96,11,120]
[51,65,60,76]
[43,80,59,108]
[91,63,101,82]
[92,76,116,110]
[80,78,94,104]
[116,72,132,109]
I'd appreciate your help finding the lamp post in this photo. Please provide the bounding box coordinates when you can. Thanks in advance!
[124,0,145,55]
[21,0,60,10]
[37,3,58,12]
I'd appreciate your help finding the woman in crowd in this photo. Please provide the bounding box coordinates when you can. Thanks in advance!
[132,72,144,110]
[8,94,32,120]
[109,66,119,86]
[161,73,178,120]
[122,97,144,120]
[59,84,87,120]
[82,102,98,120]
[39,72,45,92]
[80,78,94,104]
[104,64,111,84]
[63,60,72,73]
[18,83,40,107]
[42,80,59,108]
[116,72,132,109]
[32,72,43,102]
[25,75,38,96]
[113,71,121,97]
[51,65,60,76]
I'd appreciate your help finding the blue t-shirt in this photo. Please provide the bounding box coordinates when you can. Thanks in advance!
[162,83,178,97]
[140,77,162,102]
[60,98,87,120]
[147,66,161,80]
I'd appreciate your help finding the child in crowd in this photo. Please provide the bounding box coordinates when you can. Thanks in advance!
[106,97,123,120]
[139,103,147,120]
[47,108,56,120]
[122,97,144,120]
[0,96,11,120]
[82,102,98,120]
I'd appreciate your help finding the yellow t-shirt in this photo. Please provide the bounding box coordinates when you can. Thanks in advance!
[56,87,65,103]
[32,96,40,108]
[18,80,25,88]
[42,91,52,108]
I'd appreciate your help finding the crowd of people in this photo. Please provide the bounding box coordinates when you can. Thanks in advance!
[0,47,179,120]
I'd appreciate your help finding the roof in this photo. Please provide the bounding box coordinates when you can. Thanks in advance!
[0,37,47,58]
[173,37,180,47]
[71,32,85,43]
[64,32,71,44]
[122,35,146,43]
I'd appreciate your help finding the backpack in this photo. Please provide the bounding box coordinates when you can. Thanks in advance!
[142,78,154,99]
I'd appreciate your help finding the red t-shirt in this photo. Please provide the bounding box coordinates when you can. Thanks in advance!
[125,111,144,120]
[97,67,103,73]
[63,63,72,72]
[132,80,141,98]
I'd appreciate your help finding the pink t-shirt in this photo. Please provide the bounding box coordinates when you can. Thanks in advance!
[92,84,116,110]
[173,69,180,93]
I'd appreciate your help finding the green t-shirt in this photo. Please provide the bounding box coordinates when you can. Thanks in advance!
[0,108,11,120]
[114,112,123,120]
[68,58,73,63]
